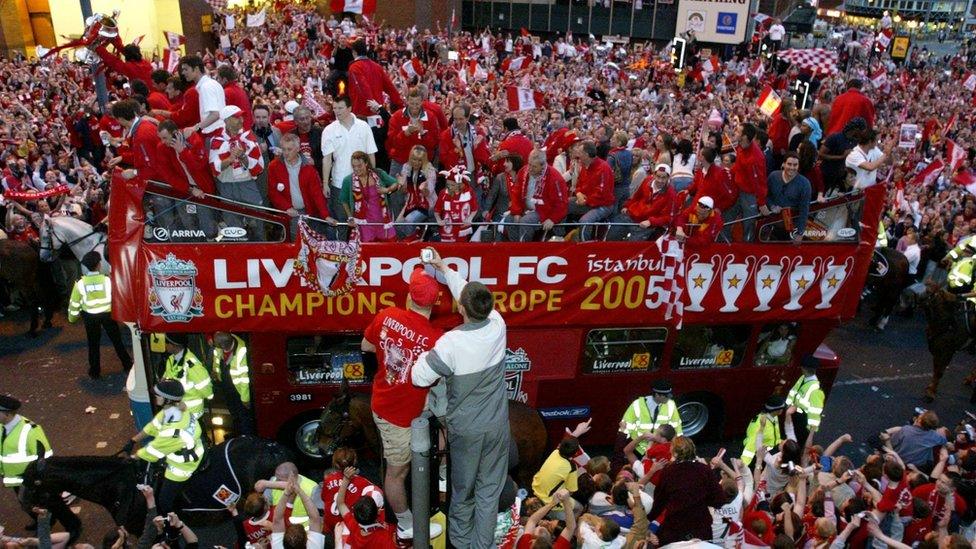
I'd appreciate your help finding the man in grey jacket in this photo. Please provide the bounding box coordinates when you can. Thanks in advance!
[412,247,510,548]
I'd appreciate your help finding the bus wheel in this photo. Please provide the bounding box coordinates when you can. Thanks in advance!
[279,413,328,466]
[677,393,723,439]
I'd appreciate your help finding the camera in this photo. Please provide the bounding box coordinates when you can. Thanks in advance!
[420,248,434,263]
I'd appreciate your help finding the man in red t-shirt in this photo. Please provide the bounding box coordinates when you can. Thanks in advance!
[362,266,443,539]
[337,466,398,549]
[624,423,677,486]
[516,489,576,548]
[322,448,385,535]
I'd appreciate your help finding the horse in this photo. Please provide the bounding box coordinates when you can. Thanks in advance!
[19,437,292,543]
[920,286,976,402]
[865,247,910,331]
[317,384,549,489]
[0,239,54,336]
[38,216,108,273]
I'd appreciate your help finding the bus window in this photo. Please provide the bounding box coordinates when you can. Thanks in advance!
[757,197,863,243]
[755,322,799,366]
[286,336,370,386]
[582,328,667,374]
[143,189,286,243]
[671,325,750,370]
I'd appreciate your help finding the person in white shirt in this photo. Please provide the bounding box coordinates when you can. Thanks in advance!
[845,129,889,190]
[903,230,921,276]
[768,19,786,52]
[321,95,377,238]
[178,55,225,137]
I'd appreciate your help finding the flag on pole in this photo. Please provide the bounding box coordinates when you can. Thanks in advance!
[466,60,488,81]
[163,31,186,50]
[875,28,893,50]
[330,0,378,15]
[246,9,266,27]
[131,35,145,46]
[749,58,765,80]
[301,88,327,118]
[225,14,236,30]
[757,86,782,117]
[506,86,545,112]
[501,56,531,73]
[948,139,967,174]
[964,72,976,92]
[911,159,945,186]
[162,48,181,73]
[399,58,425,80]
[870,67,887,87]
[947,113,958,133]
[657,235,685,328]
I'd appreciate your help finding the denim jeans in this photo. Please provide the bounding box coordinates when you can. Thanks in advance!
[567,203,614,241]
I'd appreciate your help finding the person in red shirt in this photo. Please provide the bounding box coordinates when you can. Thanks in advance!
[111,99,160,183]
[516,490,576,549]
[687,147,737,212]
[438,103,491,177]
[434,167,479,242]
[217,65,254,132]
[913,474,968,523]
[361,266,443,540]
[94,44,153,89]
[569,140,616,241]
[387,88,441,176]
[676,195,723,246]
[825,80,876,135]
[239,492,273,547]
[155,120,217,237]
[347,39,403,120]
[337,466,398,549]
[147,70,173,113]
[505,150,569,242]
[490,117,534,176]
[608,163,677,241]
[266,134,332,237]
[624,424,677,487]
[768,99,794,166]
[322,448,385,535]
[728,123,768,241]
[418,83,449,134]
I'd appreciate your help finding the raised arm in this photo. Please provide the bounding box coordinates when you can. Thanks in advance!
[824,433,853,457]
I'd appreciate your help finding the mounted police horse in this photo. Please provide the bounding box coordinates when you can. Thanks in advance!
[0,239,53,336]
[865,247,910,331]
[39,216,108,273]
[19,436,292,543]
[920,285,976,402]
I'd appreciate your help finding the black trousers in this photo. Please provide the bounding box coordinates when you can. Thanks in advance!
[81,311,132,376]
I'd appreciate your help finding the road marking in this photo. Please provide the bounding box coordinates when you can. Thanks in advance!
[834,373,931,386]
[109,413,120,420]
[96,442,107,449]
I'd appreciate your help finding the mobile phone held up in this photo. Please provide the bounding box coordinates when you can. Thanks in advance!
[420,248,434,264]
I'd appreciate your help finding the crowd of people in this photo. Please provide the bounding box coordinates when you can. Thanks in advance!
[4,0,976,547]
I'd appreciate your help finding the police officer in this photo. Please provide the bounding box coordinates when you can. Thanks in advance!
[0,395,52,529]
[943,235,976,311]
[67,251,132,379]
[124,379,204,515]
[741,395,787,465]
[162,334,213,421]
[211,332,254,436]
[786,355,825,446]
[620,379,683,457]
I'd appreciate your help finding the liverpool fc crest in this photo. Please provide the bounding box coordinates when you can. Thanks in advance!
[148,254,204,322]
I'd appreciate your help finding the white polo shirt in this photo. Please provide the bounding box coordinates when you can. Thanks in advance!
[196,74,226,134]
[845,145,883,189]
[321,116,378,188]
[768,24,786,41]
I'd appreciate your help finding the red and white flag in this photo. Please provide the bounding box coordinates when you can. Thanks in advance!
[506,86,545,112]
[164,31,185,50]
[330,0,377,15]
[947,139,967,174]
[301,88,327,118]
[870,68,887,87]
[206,0,227,10]
[399,58,425,80]
[955,170,976,196]
[702,56,719,75]
[466,60,488,82]
[876,28,893,50]
[501,55,531,73]
[162,48,181,73]
[246,9,266,27]
[657,235,685,328]
[946,113,958,133]
[131,35,145,46]
[757,86,782,117]
[964,72,976,92]
[749,58,765,80]
[911,159,945,187]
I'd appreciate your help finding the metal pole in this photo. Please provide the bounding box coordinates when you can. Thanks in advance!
[589,0,593,36]
[610,0,615,35]
[549,0,552,32]
[651,0,658,42]
[411,415,432,549]
[568,0,573,33]
[630,0,636,38]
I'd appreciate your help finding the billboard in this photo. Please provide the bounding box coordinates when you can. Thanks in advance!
[675,0,751,44]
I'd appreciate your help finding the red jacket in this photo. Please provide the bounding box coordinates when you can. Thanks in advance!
[623,178,677,226]
[266,158,330,218]
[347,57,403,118]
[424,101,449,133]
[223,83,254,131]
[688,164,737,212]
[387,107,441,164]
[147,91,172,112]
[94,46,152,86]
[731,142,768,206]
[825,88,876,135]
[153,132,215,194]
[576,157,616,207]
[491,131,534,175]
[170,87,200,129]
[509,164,569,223]
[768,113,791,156]
[124,118,161,182]
[438,125,491,173]
[676,204,723,246]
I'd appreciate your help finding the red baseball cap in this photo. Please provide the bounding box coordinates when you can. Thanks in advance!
[409,266,439,307]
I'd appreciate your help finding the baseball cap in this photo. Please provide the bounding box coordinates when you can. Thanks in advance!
[409,266,439,307]
[654,163,672,175]
[698,196,714,209]
[285,100,300,114]
[219,105,242,120]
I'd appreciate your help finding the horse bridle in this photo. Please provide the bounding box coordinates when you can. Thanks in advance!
[39,223,105,258]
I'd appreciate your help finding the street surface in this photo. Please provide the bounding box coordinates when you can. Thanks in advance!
[0,298,972,544]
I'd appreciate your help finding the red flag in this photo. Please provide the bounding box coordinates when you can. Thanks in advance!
[301,88,327,118]
[911,159,945,187]
[330,0,377,15]
[875,28,893,50]
[501,56,531,73]
[947,113,958,133]
[757,86,781,117]
[947,139,967,174]
[399,58,425,80]
[506,86,545,112]
[520,27,530,37]
[749,58,765,80]
[164,31,186,50]
[131,35,145,46]
[466,60,488,82]
[162,48,181,73]
[870,68,887,88]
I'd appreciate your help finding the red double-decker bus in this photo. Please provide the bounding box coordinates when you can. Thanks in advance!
[109,178,883,460]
